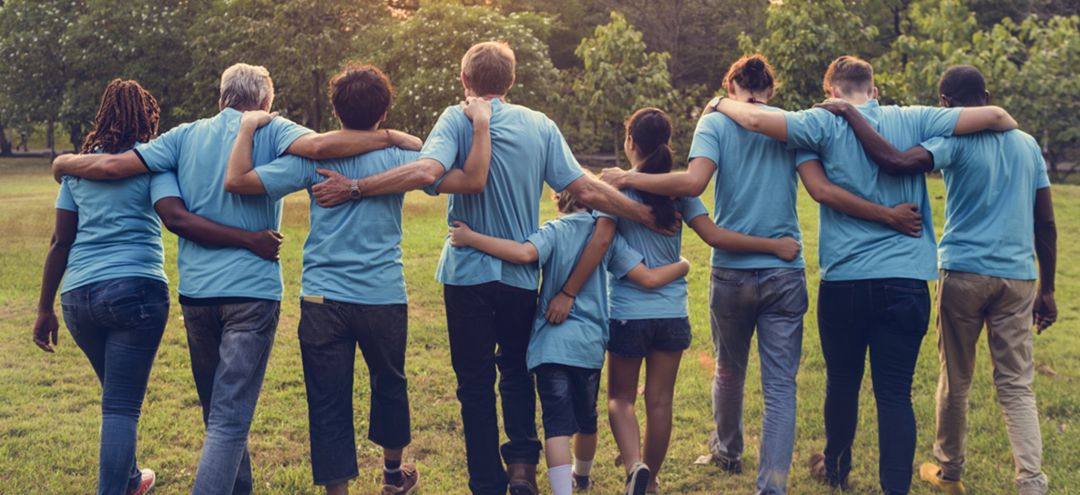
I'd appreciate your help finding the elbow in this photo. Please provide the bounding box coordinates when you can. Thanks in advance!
[461,174,488,194]
[685,181,708,198]
[638,274,663,289]
[512,252,536,265]
[224,176,245,194]
[993,107,1017,131]
[158,213,185,234]
[744,114,766,132]
[306,139,332,160]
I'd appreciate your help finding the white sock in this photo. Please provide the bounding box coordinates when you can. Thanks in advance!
[573,458,594,477]
[548,464,573,495]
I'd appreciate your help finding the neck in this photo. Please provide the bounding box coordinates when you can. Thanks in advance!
[838,93,872,106]
[731,92,768,105]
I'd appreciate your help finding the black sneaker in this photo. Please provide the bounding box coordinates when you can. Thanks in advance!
[572,472,591,491]
[624,462,650,495]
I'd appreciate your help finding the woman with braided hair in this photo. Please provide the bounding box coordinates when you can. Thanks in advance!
[33,79,284,495]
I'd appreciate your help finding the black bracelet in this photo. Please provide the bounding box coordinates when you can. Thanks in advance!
[560,289,576,299]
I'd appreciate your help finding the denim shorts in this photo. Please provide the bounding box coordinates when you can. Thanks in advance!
[607,317,692,358]
[534,364,600,439]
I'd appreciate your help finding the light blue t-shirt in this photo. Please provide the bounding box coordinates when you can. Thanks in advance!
[134,109,313,300]
[785,100,961,281]
[254,148,421,305]
[923,130,1050,280]
[525,212,643,371]
[422,98,586,290]
[596,189,707,320]
[689,109,805,269]
[55,170,176,293]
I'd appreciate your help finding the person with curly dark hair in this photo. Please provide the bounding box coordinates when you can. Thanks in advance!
[33,79,287,495]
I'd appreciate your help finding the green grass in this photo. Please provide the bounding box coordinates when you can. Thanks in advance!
[0,156,1077,494]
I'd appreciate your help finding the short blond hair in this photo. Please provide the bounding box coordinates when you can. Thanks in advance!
[461,41,516,96]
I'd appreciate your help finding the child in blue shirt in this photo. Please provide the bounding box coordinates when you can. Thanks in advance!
[449,188,690,495]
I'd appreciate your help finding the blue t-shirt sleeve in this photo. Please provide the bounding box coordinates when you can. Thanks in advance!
[134,124,186,172]
[55,180,76,212]
[906,106,962,141]
[921,136,957,172]
[606,235,644,279]
[254,155,318,202]
[679,196,709,222]
[687,114,722,164]
[266,117,315,157]
[784,108,832,152]
[543,119,586,192]
[794,149,820,169]
[1033,143,1051,189]
[526,222,558,266]
[149,172,182,204]
[420,107,465,173]
[594,209,617,222]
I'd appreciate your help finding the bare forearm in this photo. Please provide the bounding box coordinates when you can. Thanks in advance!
[572,177,655,226]
[699,225,776,254]
[468,234,537,265]
[1035,188,1057,293]
[358,159,442,197]
[156,199,253,250]
[717,98,788,141]
[290,129,395,160]
[225,123,264,194]
[562,220,615,296]
[53,153,146,181]
[643,260,690,288]
[436,120,491,194]
[838,106,932,174]
[37,241,71,313]
[624,168,708,197]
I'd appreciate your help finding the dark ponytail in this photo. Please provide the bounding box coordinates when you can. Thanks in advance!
[625,107,678,229]
[723,54,776,94]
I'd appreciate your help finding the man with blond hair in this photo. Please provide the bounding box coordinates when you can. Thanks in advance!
[52,62,421,495]
[312,41,667,495]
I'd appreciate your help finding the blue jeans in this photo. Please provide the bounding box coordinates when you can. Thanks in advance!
[818,278,930,495]
[298,300,411,486]
[533,364,601,439]
[709,268,807,495]
[61,277,169,495]
[181,300,279,495]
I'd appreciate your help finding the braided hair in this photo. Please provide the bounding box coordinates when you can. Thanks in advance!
[80,79,160,154]
[625,107,678,229]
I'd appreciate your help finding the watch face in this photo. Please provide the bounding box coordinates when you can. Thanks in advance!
[349,189,361,199]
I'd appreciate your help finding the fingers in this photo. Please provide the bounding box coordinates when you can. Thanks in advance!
[315,168,342,178]
[271,230,285,240]
[33,336,53,353]
[51,327,58,345]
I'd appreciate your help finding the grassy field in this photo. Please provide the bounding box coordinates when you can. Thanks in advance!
[0,156,1077,494]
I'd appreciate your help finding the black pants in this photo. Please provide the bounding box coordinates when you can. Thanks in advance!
[445,282,542,495]
[818,278,930,495]
[297,300,410,486]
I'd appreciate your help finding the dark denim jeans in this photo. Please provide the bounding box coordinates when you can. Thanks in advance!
[182,300,279,495]
[444,282,542,495]
[533,364,601,439]
[298,300,411,486]
[818,278,930,495]
[709,268,807,495]
[61,277,169,495]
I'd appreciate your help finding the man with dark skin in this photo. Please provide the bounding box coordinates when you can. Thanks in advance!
[816,65,1056,495]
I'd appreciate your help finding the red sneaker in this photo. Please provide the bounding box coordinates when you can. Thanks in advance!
[128,468,156,495]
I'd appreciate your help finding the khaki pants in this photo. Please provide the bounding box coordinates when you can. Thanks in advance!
[934,270,1047,494]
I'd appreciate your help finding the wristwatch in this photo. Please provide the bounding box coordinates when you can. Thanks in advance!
[349,179,362,200]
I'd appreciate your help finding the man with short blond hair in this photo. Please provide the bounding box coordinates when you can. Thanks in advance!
[304,41,662,495]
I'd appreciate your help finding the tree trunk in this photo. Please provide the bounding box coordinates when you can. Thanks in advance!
[311,69,322,132]
[46,118,56,156]
[613,124,621,167]
[0,122,10,156]
[69,123,82,153]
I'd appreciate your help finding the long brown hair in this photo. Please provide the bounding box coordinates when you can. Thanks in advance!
[80,79,160,154]
[625,107,677,229]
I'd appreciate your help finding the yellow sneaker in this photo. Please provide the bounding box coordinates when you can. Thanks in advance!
[919,463,967,495]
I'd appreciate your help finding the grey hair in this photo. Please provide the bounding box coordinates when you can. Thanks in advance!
[219,63,274,110]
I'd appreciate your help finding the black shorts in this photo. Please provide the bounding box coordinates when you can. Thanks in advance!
[607,317,692,358]
[534,364,601,439]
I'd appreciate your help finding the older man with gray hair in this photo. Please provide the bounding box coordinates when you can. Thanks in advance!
[53,63,421,494]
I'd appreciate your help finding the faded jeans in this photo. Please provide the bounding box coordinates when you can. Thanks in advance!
[709,268,807,495]
[182,300,279,495]
[61,277,169,495]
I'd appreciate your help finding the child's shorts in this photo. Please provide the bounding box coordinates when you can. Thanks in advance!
[607,317,692,358]
[534,363,601,439]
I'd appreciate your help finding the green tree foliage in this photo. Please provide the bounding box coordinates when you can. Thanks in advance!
[185,0,388,131]
[569,12,689,165]
[0,0,83,152]
[739,0,879,110]
[369,3,560,137]
[877,0,1080,177]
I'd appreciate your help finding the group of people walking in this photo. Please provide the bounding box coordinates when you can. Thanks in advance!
[34,38,1056,495]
